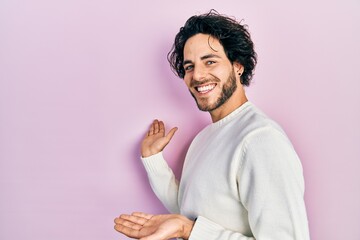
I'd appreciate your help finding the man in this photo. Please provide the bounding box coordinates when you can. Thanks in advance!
[114,10,310,240]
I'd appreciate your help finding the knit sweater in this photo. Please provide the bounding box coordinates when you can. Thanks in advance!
[141,102,310,240]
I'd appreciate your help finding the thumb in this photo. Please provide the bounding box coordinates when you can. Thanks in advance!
[165,127,178,142]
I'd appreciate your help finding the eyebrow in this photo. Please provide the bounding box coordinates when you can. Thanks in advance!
[183,54,221,66]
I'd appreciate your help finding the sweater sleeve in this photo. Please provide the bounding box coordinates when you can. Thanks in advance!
[189,127,310,240]
[189,216,255,240]
[141,152,180,213]
[237,127,310,239]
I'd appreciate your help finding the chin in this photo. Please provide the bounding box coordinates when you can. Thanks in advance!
[196,100,219,112]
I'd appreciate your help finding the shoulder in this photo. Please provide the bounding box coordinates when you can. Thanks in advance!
[231,103,288,145]
[239,124,303,179]
[236,104,301,168]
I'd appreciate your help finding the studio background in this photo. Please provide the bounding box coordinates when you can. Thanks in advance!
[1,0,359,239]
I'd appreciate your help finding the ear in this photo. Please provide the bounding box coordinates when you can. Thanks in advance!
[233,61,244,75]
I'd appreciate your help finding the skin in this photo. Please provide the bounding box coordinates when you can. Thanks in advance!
[114,33,249,239]
[114,212,194,240]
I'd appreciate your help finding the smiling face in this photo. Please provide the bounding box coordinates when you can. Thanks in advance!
[183,34,246,117]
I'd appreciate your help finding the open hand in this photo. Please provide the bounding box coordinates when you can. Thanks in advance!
[114,212,194,240]
[141,120,177,158]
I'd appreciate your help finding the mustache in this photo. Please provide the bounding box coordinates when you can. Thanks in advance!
[190,77,221,88]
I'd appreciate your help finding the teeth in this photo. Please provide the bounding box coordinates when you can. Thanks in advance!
[197,84,215,93]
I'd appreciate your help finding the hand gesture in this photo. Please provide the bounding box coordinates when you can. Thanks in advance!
[114,212,194,240]
[141,120,177,158]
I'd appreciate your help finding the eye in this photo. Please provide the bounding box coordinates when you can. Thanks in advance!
[206,60,215,65]
[184,65,193,71]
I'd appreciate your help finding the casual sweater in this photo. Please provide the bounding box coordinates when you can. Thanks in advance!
[141,102,310,240]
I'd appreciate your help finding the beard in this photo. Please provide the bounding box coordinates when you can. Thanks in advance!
[190,70,238,112]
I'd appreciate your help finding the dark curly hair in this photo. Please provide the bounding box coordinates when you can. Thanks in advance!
[168,10,257,86]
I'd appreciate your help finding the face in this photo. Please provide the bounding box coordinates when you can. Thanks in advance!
[183,34,241,112]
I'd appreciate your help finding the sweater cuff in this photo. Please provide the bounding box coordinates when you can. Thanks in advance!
[189,216,223,240]
[141,152,170,174]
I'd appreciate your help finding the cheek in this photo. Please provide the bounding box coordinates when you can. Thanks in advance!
[183,75,192,87]
[214,66,232,77]
[213,67,233,83]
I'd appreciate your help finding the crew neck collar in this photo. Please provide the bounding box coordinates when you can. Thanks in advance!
[211,101,252,129]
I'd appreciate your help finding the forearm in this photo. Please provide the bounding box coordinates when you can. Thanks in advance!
[141,152,180,213]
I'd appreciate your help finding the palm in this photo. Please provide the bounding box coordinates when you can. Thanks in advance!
[114,212,193,240]
[141,120,177,158]
[139,214,183,239]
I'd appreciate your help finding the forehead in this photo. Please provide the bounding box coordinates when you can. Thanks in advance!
[183,33,226,59]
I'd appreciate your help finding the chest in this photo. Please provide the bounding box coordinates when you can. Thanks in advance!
[178,133,243,215]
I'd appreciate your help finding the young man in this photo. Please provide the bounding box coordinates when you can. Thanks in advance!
[114,11,310,240]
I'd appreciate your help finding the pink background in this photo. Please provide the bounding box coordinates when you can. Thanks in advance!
[1,0,359,239]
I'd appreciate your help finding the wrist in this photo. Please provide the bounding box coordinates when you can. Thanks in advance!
[141,150,160,158]
[179,216,195,239]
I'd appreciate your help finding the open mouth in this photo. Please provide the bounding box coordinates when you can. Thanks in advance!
[195,83,216,94]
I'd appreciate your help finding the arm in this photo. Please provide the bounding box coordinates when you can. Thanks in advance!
[236,127,310,240]
[142,152,180,213]
[141,119,180,213]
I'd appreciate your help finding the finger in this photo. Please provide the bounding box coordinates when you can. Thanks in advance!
[132,212,154,220]
[158,121,165,133]
[114,218,143,230]
[154,119,159,134]
[165,127,178,142]
[120,214,149,226]
[148,120,156,136]
[114,216,132,224]
[114,223,141,238]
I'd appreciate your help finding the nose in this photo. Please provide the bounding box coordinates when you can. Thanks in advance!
[192,65,207,81]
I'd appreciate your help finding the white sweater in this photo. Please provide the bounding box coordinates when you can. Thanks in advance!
[142,102,310,240]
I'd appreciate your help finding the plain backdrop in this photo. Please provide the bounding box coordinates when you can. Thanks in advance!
[1,0,359,239]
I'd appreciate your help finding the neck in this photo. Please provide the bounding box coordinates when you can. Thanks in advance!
[209,87,248,122]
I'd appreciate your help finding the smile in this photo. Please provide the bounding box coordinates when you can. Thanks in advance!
[195,83,216,94]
